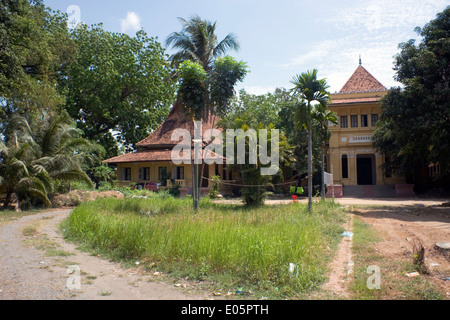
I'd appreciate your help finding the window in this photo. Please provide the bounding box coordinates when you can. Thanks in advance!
[371,114,379,127]
[122,167,131,181]
[342,155,348,179]
[139,167,150,181]
[361,114,368,127]
[340,115,348,128]
[385,157,392,178]
[158,167,167,181]
[351,115,358,127]
[176,166,184,180]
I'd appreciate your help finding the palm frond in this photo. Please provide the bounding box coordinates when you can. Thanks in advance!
[214,33,240,57]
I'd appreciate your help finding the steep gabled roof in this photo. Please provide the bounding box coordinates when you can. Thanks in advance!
[135,102,218,148]
[339,65,387,94]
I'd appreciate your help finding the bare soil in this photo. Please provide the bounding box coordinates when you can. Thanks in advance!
[354,205,450,298]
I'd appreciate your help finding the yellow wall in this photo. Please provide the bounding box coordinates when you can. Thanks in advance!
[328,91,404,186]
[116,162,222,190]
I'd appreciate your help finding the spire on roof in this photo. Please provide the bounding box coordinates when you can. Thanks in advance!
[359,54,362,66]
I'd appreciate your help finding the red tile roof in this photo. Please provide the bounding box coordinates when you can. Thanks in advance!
[135,102,218,148]
[338,65,387,94]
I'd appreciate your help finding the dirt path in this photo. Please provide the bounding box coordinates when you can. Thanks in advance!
[0,209,205,300]
[321,213,354,299]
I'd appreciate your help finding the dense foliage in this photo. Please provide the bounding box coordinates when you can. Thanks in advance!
[372,6,450,189]
[64,25,176,158]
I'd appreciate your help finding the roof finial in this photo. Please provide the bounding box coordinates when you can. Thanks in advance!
[359,54,362,66]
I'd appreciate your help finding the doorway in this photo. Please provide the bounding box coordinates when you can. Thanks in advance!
[357,154,376,185]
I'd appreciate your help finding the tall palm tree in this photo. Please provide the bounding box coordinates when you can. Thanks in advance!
[291,69,330,211]
[313,104,338,199]
[165,15,240,72]
[167,16,241,208]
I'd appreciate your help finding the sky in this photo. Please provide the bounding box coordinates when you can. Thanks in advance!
[44,0,448,94]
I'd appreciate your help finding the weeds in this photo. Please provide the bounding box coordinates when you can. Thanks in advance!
[63,198,347,297]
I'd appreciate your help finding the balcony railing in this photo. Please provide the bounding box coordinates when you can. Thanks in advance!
[349,135,372,143]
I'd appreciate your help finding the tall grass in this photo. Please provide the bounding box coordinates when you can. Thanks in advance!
[62,196,347,293]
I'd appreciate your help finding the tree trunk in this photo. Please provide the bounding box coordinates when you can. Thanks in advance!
[307,124,313,211]
[321,141,325,200]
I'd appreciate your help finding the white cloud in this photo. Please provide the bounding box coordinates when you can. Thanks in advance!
[331,0,447,33]
[121,12,141,34]
[277,0,447,93]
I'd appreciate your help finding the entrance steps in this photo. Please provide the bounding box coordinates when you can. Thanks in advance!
[343,185,396,198]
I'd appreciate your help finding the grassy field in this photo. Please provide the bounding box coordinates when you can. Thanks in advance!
[62,193,348,298]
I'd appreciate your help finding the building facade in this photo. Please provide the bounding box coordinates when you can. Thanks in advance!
[103,102,236,196]
[327,63,406,196]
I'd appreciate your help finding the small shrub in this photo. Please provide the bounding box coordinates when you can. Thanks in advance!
[208,175,220,198]
[168,183,181,198]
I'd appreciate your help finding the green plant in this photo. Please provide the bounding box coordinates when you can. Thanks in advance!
[63,198,347,297]
[168,183,181,198]
[208,175,221,198]
[0,111,95,209]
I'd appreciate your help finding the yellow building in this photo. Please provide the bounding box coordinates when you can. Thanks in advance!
[103,102,235,197]
[327,63,408,197]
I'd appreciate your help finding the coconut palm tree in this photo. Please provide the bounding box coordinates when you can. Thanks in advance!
[0,111,95,209]
[291,69,331,211]
[313,104,338,199]
[165,15,240,72]
[167,16,243,209]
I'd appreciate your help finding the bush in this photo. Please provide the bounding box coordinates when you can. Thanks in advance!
[208,175,220,198]
[168,183,181,198]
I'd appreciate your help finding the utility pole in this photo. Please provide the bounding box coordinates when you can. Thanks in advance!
[193,121,202,211]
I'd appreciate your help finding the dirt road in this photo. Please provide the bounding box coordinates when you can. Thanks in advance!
[0,209,204,300]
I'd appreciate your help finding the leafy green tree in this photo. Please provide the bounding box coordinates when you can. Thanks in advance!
[0,0,74,124]
[166,15,240,71]
[222,89,282,128]
[64,24,176,158]
[221,120,292,206]
[177,60,209,120]
[0,110,95,209]
[372,6,450,190]
[90,164,116,189]
[291,69,331,211]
